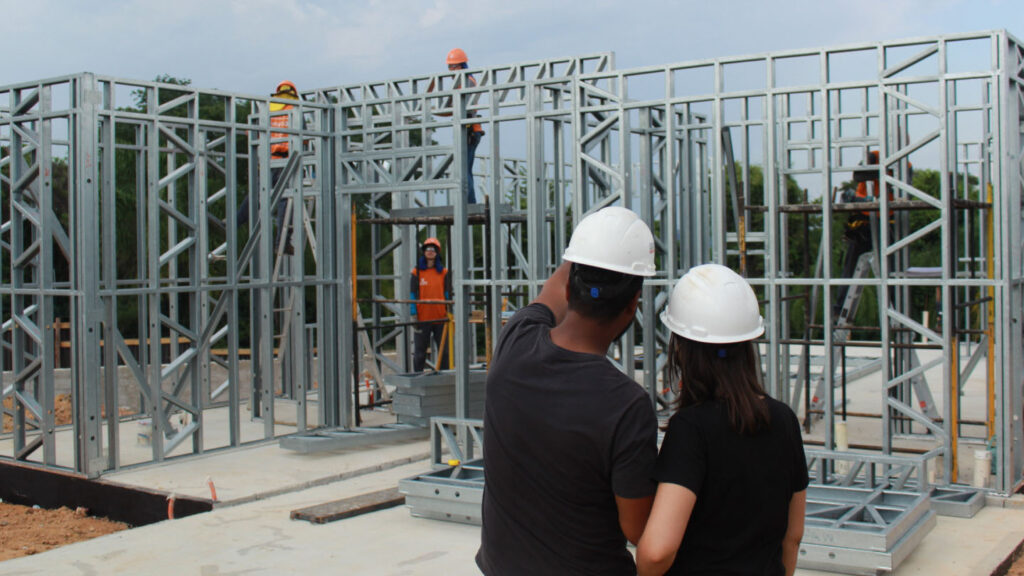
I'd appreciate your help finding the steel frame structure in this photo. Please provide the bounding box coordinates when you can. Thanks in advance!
[1,32,1022,500]
[0,74,338,476]
[314,53,619,421]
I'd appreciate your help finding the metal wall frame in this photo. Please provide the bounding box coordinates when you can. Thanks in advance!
[315,54,615,425]
[568,29,1024,492]
[0,74,338,476]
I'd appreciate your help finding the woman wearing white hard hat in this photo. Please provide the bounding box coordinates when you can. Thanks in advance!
[636,264,807,576]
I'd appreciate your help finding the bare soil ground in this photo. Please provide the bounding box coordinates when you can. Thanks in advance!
[2,393,134,561]
[0,502,128,561]
[1005,544,1024,576]
[2,393,74,433]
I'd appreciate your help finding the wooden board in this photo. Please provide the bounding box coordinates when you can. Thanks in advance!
[290,487,405,524]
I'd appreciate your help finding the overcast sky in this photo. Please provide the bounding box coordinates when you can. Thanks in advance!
[0,0,1019,95]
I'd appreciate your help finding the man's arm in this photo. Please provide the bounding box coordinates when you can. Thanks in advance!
[533,261,571,325]
[615,494,654,545]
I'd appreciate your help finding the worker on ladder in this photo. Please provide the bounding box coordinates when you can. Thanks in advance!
[237,80,298,255]
[834,149,907,317]
[410,237,452,371]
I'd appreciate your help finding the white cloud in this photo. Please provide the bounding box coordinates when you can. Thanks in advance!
[418,0,449,28]
[0,0,1019,94]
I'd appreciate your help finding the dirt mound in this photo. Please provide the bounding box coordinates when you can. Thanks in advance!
[0,502,128,561]
[3,394,134,432]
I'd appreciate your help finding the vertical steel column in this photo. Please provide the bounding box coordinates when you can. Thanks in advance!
[225,97,242,446]
[37,83,59,470]
[256,104,276,436]
[765,56,784,402]
[319,105,342,428]
[143,83,166,461]
[638,107,658,400]
[73,74,104,476]
[98,81,120,470]
[487,84,504,357]
[452,73,472,419]
[526,82,546,302]
[712,62,727,262]
[999,32,1024,491]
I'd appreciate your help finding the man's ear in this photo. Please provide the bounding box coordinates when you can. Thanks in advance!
[628,289,641,314]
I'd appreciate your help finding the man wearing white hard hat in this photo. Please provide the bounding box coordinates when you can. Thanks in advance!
[477,206,658,575]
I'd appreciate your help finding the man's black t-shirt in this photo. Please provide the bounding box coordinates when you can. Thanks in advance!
[656,397,809,576]
[476,304,658,576]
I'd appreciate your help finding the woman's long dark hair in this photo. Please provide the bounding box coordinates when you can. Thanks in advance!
[668,334,770,435]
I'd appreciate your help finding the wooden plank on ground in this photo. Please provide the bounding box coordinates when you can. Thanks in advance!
[290,487,405,524]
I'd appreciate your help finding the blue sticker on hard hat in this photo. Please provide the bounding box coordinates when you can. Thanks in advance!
[590,287,600,299]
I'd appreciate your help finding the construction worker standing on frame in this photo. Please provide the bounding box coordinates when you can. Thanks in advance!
[237,80,298,255]
[409,237,452,372]
[476,207,658,575]
[446,48,484,204]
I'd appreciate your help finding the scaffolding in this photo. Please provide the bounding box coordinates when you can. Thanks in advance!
[1,31,1022,511]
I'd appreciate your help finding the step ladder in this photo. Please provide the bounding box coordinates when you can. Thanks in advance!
[795,220,939,424]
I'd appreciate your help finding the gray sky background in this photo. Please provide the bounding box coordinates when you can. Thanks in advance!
[1,0,1019,95]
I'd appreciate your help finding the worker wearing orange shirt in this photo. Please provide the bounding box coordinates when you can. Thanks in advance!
[410,237,453,371]
[238,80,298,254]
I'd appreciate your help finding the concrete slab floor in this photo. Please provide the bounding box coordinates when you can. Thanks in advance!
[2,439,1024,575]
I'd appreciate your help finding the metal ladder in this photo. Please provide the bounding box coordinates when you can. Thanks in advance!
[796,227,939,423]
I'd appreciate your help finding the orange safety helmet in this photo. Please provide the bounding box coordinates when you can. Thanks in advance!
[446,48,468,66]
[422,237,442,252]
[275,80,298,95]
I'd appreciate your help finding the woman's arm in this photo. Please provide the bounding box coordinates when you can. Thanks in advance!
[635,482,696,576]
[782,489,807,576]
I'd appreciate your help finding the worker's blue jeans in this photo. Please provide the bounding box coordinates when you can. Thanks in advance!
[237,166,291,250]
[465,131,482,204]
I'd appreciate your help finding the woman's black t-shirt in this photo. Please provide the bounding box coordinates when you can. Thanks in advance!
[655,397,808,575]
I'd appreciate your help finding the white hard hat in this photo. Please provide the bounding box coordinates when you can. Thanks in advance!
[562,207,656,277]
[660,264,764,343]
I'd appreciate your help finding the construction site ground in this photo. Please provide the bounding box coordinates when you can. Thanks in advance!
[0,420,1021,575]
[1,349,1022,574]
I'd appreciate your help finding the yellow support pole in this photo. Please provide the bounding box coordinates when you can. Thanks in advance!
[435,313,456,370]
[446,312,455,370]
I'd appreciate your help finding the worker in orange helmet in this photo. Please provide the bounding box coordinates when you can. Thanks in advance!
[237,80,299,255]
[269,80,299,159]
[446,48,485,204]
[409,237,453,371]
